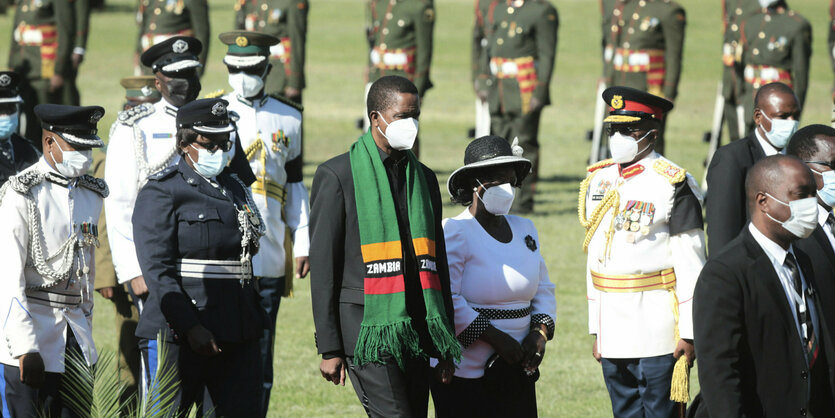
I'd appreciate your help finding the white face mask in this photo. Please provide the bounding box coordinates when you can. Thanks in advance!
[49,141,92,178]
[228,71,265,99]
[759,112,798,150]
[764,193,818,239]
[608,130,653,164]
[811,168,835,208]
[476,180,515,215]
[377,114,419,151]
[188,144,229,178]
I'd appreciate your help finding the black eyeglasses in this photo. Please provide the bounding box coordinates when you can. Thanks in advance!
[194,139,233,153]
[805,161,835,170]
[605,125,645,137]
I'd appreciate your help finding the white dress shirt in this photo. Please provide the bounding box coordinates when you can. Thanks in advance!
[816,204,835,251]
[754,128,784,157]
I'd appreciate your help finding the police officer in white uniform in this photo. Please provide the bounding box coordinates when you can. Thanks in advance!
[0,104,107,417]
[578,87,705,417]
[105,36,204,306]
[218,30,310,417]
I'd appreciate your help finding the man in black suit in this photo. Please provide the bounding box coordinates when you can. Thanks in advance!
[694,155,835,417]
[787,125,835,342]
[309,75,456,417]
[705,82,800,257]
[0,71,39,186]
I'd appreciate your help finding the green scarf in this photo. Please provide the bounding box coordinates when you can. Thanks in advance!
[348,130,461,369]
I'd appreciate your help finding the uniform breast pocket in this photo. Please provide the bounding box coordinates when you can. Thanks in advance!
[178,208,221,250]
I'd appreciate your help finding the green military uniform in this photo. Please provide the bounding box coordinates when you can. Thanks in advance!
[136,0,210,74]
[234,0,309,102]
[601,0,685,155]
[721,0,760,141]
[366,0,435,97]
[8,0,87,143]
[484,0,558,213]
[739,5,810,132]
[472,0,500,138]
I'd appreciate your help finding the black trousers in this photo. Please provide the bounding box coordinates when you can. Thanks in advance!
[430,371,537,418]
[0,330,85,418]
[140,338,262,418]
[346,355,430,418]
[257,275,285,418]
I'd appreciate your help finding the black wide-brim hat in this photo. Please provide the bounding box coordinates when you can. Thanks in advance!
[447,135,532,200]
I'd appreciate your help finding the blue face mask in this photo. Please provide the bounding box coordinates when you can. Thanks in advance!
[0,113,19,139]
[188,143,229,178]
[812,168,835,207]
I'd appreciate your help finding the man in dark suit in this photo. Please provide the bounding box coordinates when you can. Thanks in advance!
[694,155,835,417]
[705,82,800,257]
[787,125,835,340]
[310,75,457,417]
[0,71,39,186]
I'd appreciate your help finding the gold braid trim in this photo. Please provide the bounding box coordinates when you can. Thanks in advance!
[586,158,615,173]
[578,171,620,253]
[243,136,271,207]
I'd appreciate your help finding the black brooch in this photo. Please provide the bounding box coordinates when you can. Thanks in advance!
[525,235,537,251]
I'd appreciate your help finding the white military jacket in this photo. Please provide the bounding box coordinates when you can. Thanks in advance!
[225,93,309,278]
[581,152,706,358]
[0,159,107,372]
[105,98,182,284]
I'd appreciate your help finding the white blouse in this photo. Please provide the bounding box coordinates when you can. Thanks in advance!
[442,209,556,378]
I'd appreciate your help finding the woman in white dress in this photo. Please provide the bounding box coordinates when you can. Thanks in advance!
[430,136,556,418]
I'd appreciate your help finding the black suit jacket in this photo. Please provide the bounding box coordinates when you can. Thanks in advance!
[705,134,766,257]
[0,133,40,186]
[796,225,835,348]
[694,227,835,417]
[309,150,455,358]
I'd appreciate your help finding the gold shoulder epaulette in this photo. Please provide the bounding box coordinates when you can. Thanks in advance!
[652,158,686,184]
[586,159,615,173]
[203,89,226,99]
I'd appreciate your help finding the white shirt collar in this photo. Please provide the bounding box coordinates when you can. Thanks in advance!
[748,222,792,266]
[754,128,782,156]
[818,204,833,227]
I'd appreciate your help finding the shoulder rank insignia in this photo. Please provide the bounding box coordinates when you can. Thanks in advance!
[203,89,226,99]
[268,93,304,112]
[652,158,686,184]
[77,175,110,198]
[9,171,45,194]
[117,102,155,126]
[148,165,177,181]
[586,158,615,173]
[621,164,644,179]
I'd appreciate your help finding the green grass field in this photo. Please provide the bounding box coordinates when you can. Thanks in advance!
[2,0,833,416]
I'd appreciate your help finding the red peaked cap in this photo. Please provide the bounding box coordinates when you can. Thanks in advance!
[602,86,673,123]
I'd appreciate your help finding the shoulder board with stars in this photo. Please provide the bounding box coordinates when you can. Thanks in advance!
[652,158,687,184]
[203,89,226,99]
[147,165,177,181]
[77,175,110,198]
[268,93,304,112]
[586,158,615,173]
[116,103,155,127]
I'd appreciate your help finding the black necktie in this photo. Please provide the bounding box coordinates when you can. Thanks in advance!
[785,253,816,359]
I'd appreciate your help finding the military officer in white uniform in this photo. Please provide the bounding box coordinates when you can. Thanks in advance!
[218,30,310,416]
[577,87,705,417]
[105,36,204,304]
[0,104,107,417]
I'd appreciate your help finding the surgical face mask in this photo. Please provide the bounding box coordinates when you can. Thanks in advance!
[476,180,515,215]
[377,114,419,151]
[165,77,201,107]
[764,193,818,239]
[0,113,19,139]
[49,141,92,178]
[759,112,798,150]
[188,143,229,178]
[608,130,653,164]
[228,70,265,99]
[811,168,835,208]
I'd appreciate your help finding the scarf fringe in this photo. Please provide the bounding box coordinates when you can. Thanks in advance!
[426,315,462,362]
[353,319,423,370]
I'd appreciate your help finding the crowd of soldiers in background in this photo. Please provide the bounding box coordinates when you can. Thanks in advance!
[1,0,835,416]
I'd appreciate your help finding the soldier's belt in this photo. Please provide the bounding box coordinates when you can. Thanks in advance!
[270,38,292,63]
[26,289,82,308]
[612,48,664,73]
[141,29,195,52]
[13,23,57,46]
[744,65,792,89]
[370,46,416,72]
[251,177,286,205]
[177,258,246,280]
[489,56,535,78]
[591,268,676,293]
